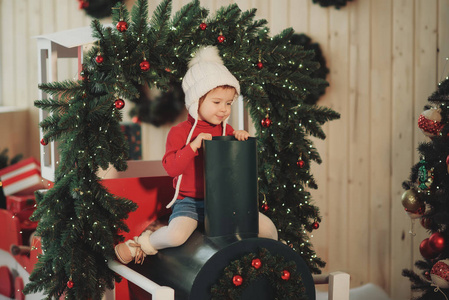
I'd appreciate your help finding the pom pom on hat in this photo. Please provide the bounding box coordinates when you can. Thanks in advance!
[188,45,224,68]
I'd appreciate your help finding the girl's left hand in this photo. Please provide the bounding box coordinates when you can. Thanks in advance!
[233,130,250,141]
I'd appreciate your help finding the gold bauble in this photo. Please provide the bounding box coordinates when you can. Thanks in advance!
[401,189,424,212]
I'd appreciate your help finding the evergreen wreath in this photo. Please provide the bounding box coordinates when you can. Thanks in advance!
[211,248,307,300]
[129,80,185,126]
[25,0,339,298]
[290,33,329,105]
[78,0,124,19]
[312,0,353,9]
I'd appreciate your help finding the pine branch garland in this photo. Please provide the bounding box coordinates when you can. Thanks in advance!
[211,248,307,300]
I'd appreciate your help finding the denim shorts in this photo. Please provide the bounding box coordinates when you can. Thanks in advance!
[169,197,204,223]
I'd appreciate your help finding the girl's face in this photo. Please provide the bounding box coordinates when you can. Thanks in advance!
[198,86,236,125]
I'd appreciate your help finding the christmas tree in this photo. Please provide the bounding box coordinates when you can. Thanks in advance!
[401,79,449,299]
[24,0,339,298]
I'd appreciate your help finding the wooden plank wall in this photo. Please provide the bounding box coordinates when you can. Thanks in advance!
[2,0,449,299]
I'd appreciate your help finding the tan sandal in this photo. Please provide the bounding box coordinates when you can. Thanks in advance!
[115,239,146,264]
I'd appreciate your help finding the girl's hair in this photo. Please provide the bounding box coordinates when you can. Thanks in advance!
[198,85,236,107]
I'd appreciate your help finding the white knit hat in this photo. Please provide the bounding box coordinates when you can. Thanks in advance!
[183,46,240,118]
[166,46,240,208]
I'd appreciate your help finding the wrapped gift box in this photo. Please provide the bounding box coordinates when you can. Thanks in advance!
[0,158,45,196]
[6,194,36,221]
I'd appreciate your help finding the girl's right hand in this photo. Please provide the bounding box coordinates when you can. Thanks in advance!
[190,133,212,152]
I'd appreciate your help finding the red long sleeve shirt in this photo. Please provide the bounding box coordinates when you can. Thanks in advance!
[162,115,234,199]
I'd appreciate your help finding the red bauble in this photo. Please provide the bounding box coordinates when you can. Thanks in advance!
[114,99,125,110]
[256,61,264,69]
[78,1,89,9]
[140,60,150,71]
[418,108,443,137]
[67,280,74,289]
[281,270,291,280]
[297,160,305,168]
[261,203,269,212]
[251,258,262,269]
[232,275,243,286]
[199,22,207,30]
[40,138,47,146]
[217,35,225,43]
[132,116,141,124]
[95,55,104,64]
[431,260,449,289]
[312,222,320,230]
[429,232,445,253]
[261,117,272,128]
[116,20,128,32]
[420,217,432,229]
[420,238,439,259]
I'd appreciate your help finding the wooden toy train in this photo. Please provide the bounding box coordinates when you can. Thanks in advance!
[118,137,316,300]
[0,136,349,299]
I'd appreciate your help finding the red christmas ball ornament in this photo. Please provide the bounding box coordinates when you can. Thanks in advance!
[418,108,444,137]
[232,275,243,286]
[114,99,125,110]
[420,217,432,229]
[132,116,141,124]
[199,22,207,30]
[420,238,439,259]
[261,203,269,212]
[116,20,128,32]
[256,61,264,70]
[431,259,449,289]
[251,258,262,269]
[78,1,89,9]
[261,117,272,128]
[429,232,445,253]
[217,34,225,43]
[67,280,74,289]
[297,159,305,168]
[95,55,104,64]
[312,222,320,230]
[281,270,291,280]
[140,60,150,71]
[40,138,48,146]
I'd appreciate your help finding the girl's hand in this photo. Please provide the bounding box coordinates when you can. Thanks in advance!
[233,130,250,141]
[190,133,212,152]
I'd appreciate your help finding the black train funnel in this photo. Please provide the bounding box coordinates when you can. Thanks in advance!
[203,136,259,238]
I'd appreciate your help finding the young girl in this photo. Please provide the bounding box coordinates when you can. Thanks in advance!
[115,46,278,264]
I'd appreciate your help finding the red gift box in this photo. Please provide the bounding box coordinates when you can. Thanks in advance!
[0,158,45,196]
[6,194,36,221]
